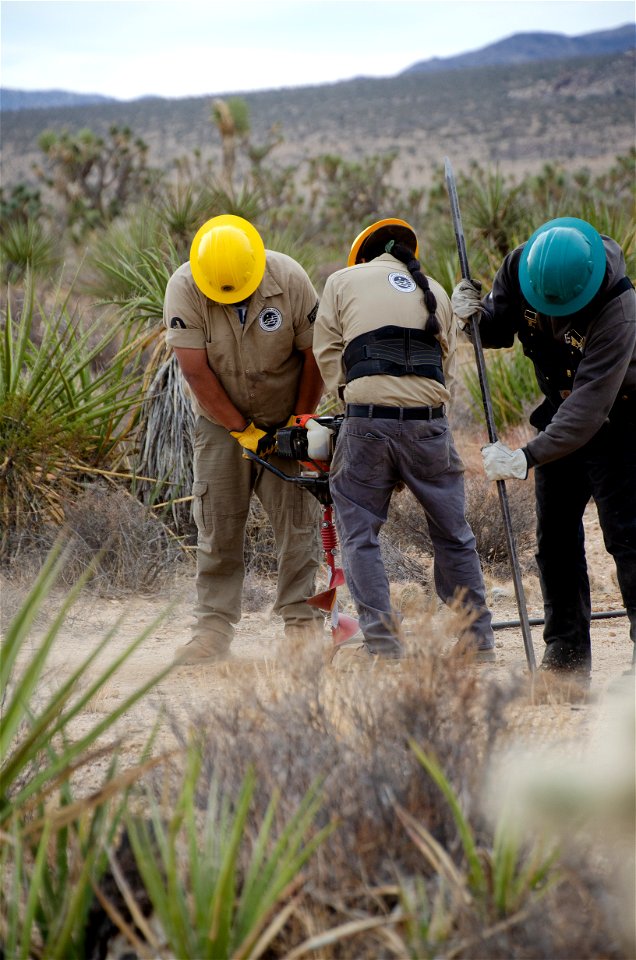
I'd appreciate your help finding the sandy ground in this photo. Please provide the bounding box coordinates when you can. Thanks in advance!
[2,501,634,795]
[0,498,632,808]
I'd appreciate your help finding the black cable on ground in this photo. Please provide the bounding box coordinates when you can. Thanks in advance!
[492,610,628,630]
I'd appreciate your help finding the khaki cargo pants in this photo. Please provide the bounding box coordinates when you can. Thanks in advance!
[191,416,322,647]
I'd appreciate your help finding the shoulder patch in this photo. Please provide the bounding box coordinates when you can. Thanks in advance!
[170,316,186,329]
[388,272,417,293]
[307,301,318,325]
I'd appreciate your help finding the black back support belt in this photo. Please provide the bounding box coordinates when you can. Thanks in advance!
[343,325,445,385]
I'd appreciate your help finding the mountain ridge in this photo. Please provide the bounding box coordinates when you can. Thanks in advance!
[403,23,635,74]
[1,48,633,193]
[1,23,633,112]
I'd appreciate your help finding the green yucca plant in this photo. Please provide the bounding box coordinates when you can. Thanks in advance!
[83,210,181,321]
[464,341,540,433]
[0,275,147,553]
[0,217,60,284]
[0,541,173,956]
[388,741,559,958]
[117,752,333,960]
[0,541,172,824]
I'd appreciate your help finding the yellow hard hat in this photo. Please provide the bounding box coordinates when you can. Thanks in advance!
[347,217,419,267]
[190,214,266,303]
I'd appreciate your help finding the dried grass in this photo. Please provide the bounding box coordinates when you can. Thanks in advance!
[4,481,187,596]
[142,622,627,959]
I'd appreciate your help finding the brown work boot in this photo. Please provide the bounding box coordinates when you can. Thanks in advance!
[329,642,402,670]
[274,621,326,660]
[283,621,326,644]
[172,635,232,666]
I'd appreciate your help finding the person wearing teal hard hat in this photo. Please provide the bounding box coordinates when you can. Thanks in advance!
[451,217,635,683]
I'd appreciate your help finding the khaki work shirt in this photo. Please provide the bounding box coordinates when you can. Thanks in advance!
[164,251,319,427]
[313,253,457,408]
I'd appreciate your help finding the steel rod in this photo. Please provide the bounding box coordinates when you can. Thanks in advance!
[445,157,537,672]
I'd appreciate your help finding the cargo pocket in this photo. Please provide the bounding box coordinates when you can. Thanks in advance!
[191,480,211,533]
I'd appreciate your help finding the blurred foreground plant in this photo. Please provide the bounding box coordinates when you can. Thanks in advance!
[118,753,333,960]
[0,540,172,955]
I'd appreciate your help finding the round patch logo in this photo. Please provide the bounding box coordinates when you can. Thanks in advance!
[258,307,283,331]
[388,272,416,293]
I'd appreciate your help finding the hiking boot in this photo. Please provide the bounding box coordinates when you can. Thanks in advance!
[172,635,232,666]
[475,646,497,663]
[284,621,325,644]
[329,642,401,670]
[451,640,497,663]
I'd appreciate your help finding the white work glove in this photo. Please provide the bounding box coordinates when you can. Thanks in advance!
[481,441,528,481]
[451,279,485,331]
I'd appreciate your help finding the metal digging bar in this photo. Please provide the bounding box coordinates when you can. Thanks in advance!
[445,157,537,672]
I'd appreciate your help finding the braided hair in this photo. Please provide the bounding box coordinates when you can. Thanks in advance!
[388,240,441,336]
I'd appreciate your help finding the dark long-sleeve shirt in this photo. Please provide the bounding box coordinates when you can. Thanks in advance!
[474,237,635,466]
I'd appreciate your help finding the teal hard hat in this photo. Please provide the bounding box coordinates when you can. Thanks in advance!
[519,217,606,316]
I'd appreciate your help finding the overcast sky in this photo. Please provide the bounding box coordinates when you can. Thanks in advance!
[1,0,633,101]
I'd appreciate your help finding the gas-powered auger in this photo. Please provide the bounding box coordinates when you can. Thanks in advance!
[242,414,360,650]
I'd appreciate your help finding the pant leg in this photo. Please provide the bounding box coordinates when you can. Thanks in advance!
[329,418,402,656]
[587,417,636,662]
[534,451,593,669]
[255,455,322,627]
[191,417,253,644]
[399,419,494,649]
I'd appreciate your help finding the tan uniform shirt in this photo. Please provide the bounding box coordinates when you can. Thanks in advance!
[164,251,319,427]
[313,253,457,408]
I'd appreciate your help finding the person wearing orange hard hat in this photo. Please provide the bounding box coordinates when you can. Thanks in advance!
[164,215,324,665]
[452,217,636,682]
[313,218,495,666]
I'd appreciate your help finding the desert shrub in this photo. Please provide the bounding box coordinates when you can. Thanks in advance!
[144,634,629,959]
[34,125,160,235]
[385,475,536,577]
[464,472,537,572]
[5,481,187,595]
[0,181,45,225]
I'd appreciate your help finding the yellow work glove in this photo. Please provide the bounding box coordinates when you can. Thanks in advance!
[230,421,277,458]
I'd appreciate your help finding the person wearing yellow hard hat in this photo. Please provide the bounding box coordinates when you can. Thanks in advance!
[451,217,636,683]
[164,214,325,665]
[313,218,495,666]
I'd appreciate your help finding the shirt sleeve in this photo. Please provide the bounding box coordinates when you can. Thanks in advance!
[524,294,636,464]
[474,248,524,349]
[289,262,320,351]
[313,277,346,396]
[163,267,208,349]
[432,281,457,404]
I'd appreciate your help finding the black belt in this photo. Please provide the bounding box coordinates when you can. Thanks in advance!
[345,403,445,421]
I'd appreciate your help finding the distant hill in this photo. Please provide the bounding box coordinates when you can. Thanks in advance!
[0,88,119,111]
[403,23,635,73]
[1,24,634,115]
[1,48,634,192]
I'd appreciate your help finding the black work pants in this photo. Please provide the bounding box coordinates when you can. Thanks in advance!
[534,415,636,670]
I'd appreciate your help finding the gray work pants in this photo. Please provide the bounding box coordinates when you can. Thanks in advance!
[191,417,322,647]
[329,415,494,657]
